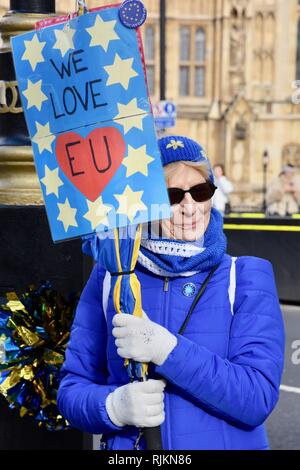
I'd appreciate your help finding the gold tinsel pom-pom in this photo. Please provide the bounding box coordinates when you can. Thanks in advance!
[0,281,79,431]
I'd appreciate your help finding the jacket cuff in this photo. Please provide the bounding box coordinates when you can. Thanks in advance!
[154,334,203,382]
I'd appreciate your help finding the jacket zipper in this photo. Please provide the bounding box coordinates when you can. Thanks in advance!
[162,276,171,450]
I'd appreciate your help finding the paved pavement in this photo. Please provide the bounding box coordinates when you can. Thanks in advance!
[266,304,300,450]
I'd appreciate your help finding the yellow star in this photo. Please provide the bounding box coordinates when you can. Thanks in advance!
[117,115,146,134]
[21,34,46,71]
[104,54,138,90]
[123,145,154,177]
[32,122,55,154]
[115,98,147,134]
[166,139,185,151]
[86,14,119,52]
[22,79,47,111]
[53,27,75,57]
[57,198,78,232]
[115,185,147,223]
[41,165,64,198]
[83,196,113,230]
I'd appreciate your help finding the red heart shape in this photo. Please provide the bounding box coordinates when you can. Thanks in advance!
[56,127,126,201]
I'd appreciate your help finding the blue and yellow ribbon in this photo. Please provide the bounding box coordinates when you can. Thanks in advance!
[77,0,88,15]
[112,224,148,379]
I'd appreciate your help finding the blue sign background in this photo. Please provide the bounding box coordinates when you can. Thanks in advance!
[11,7,171,243]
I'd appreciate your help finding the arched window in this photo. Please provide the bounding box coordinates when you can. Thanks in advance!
[179,26,206,97]
[195,28,205,63]
[180,26,191,61]
[179,26,191,95]
[145,25,155,61]
[144,25,156,96]
[195,28,205,96]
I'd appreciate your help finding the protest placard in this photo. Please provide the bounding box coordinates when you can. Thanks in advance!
[11,5,170,242]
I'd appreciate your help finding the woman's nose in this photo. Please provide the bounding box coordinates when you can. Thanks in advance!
[181,192,196,215]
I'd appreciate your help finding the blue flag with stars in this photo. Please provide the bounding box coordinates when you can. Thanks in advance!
[11,6,171,243]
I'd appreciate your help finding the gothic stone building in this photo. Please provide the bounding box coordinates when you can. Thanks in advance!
[1,0,300,208]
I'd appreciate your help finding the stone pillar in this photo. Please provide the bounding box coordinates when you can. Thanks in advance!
[0,1,55,204]
[0,1,87,451]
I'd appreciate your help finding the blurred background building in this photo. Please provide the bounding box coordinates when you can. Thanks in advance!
[1,0,300,209]
[0,0,299,451]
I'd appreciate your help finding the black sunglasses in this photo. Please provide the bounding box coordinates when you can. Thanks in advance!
[167,182,217,205]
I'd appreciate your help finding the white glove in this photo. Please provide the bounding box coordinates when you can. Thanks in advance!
[105,379,166,428]
[112,312,177,366]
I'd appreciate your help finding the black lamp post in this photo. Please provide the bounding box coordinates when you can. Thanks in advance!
[160,0,166,101]
[156,0,166,138]
[0,0,85,451]
[10,1,55,13]
[262,149,270,213]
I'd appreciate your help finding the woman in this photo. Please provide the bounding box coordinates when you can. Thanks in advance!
[57,135,285,450]
[266,164,300,216]
[212,164,234,216]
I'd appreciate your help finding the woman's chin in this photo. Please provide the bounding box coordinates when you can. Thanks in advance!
[175,227,204,241]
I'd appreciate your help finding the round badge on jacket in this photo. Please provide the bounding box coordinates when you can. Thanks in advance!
[182,283,196,297]
[119,1,147,28]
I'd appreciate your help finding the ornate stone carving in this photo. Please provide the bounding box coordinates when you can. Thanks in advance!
[229,1,248,96]
[231,0,248,13]
[225,95,252,185]
[282,144,300,169]
[252,9,275,87]
[234,117,248,140]
[230,23,245,68]
[232,140,246,183]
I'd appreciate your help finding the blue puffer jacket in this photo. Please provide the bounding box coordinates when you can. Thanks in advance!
[57,254,285,450]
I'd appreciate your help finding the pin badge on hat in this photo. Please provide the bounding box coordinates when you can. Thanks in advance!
[182,283,196,297]
[119,0,147,28]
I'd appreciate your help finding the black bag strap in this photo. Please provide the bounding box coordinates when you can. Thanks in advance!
[143,263,221,450]
[101,262,221,451]
[178,262,220,335]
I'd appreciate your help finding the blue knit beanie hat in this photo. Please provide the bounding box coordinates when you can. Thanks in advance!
[158,135,215,184]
